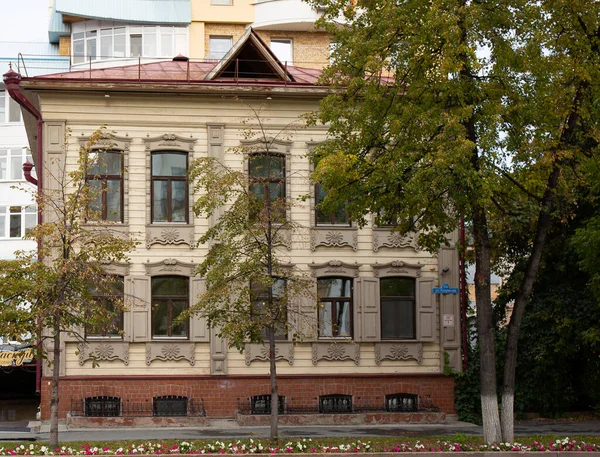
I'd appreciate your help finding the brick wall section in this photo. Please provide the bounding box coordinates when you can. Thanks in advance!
[203,24,330,69]
[59,36,71,56]
[204,23,248,57]
[255,31,331,69]
[40,375,455,420]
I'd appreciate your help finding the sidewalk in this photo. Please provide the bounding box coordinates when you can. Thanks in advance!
[0,419,599,442]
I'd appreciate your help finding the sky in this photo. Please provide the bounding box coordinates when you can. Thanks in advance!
[0,0,51,43]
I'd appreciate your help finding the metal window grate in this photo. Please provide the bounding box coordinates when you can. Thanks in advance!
[385,393,418,412]
[85,396,121,417]
[250,395,285,415]
[152,395,188,417]
[319,394,352,413]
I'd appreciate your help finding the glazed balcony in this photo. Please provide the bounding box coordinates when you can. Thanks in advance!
[252,0,325,31]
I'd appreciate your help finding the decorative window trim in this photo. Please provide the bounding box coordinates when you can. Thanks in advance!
[371,261,423,278]
[306,142,357,251]
[77,341,130,366]
[79,133,131,227]
[244,342,294,366]
[374,342,423,365]
[146,342,195,366]
[312,342,360,365]
[309,260,360,278]
[144,134,196,238]
[242,137,292,250]
[372,226,419,252]
[144,259,196,276]
[100,261,130,277]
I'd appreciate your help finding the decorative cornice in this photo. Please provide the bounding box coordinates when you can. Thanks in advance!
[144,258,196,276]
[146,342,195,366]
[240,137,292,154]
[144,133,196,152]
[371,260,423,278]
[79,132,131,152]
[78,342,129,366]
[100,262,130,276]
[309,260,360,278]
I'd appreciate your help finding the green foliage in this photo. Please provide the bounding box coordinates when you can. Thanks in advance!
[187,106,313,349]
[0,127,137,346]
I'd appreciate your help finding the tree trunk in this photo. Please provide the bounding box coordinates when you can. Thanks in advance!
[268,326,279,440]
[501,80,583,441]
[49,315,61,448]
[472,204,502,444]
[501,166,561,442]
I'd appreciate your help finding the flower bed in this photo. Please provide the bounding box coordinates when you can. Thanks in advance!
[1,438,600,456]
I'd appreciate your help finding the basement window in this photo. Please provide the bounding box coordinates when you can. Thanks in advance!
[153,395,188,416]
[250,395,285,415]
[85,396,121,417]
[385,393,418,412]
[319,394,352,413]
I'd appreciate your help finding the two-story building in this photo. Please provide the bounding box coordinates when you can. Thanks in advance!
[5,29,462,427]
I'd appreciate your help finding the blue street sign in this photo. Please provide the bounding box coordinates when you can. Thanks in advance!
[432,283,459,295]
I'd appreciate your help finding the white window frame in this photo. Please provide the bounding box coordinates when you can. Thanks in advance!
[211,0,233,4]
[0,148,32,181]
[0,90,22,124]
[208,36,233,61]
[71,21,189,65]
[0,205,36,239]
[270,38,293,65]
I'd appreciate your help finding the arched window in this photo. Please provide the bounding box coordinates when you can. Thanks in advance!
[248,153,286,220]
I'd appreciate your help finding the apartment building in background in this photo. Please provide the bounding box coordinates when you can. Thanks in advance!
[48,0,333,70]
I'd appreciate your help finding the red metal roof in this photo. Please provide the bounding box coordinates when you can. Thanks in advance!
[32,59,323,86]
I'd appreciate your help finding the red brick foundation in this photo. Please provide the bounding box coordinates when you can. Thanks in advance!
[41,374,455,421]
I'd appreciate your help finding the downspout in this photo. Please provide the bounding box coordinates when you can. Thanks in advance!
[3,68,44,394]
[459,215,469,371]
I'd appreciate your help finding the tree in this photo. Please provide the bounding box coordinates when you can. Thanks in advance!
[0,128,137,448]
[188,106,312,440]
[309,0,600,443]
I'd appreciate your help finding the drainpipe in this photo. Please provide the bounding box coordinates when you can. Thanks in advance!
[3,67,44,394]
[459,215,469,371]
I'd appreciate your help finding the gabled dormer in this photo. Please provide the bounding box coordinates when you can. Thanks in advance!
[205,28,295,83]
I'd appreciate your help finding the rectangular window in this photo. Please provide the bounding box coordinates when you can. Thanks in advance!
[380,277,416,339]
[0,90,5,122]
[88,276,125,337]
[153,396,188,416]
[151,152,188,223]
[211,0,233,4]
[319,394,352,413]
[248,154,286,221]
[385,393,418,412]
[317,277,352,338]
[86,151,123,222]
[85,396,121,417]
[0,205,36,238]
[130,34,142,57]
[151,276,189,338]
[208,36,232,60]
[250,279,287,340]
[8,97,21,123]
[251,395,285,415]
[271,39,293,65]
[315,183,350,226]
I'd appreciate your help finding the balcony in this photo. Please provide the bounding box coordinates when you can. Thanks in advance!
[252,0,324,31]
